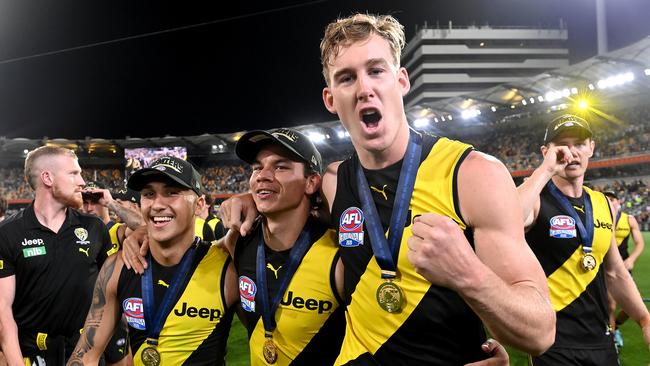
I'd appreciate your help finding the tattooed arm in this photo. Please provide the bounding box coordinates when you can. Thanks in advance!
[67,255,123,366]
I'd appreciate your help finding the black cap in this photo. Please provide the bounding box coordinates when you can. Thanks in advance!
[127,156,202,195]
[235,128,322,174]
[603,190,618,199]
[112,187,141,204]
[543,114,593,144]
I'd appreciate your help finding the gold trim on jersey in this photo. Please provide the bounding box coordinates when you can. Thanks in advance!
[132,245,230,366]
[249,230,340,366]
[336,137,471,365]
[106,223,123,257]
[546,187,612,312]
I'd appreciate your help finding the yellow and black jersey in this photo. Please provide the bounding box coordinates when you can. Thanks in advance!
[106,221,123,257]
[206,214,226,240]
[117,240,234,366]
[331,134,488,365]
[234,217,345,366]
[525,186,613,348]
[615,212,631,260]
[195,217,217,242]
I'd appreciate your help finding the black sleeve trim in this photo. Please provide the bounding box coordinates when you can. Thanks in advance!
[452,147,474,228]
[220,255,232,310]
[329,251,343,306]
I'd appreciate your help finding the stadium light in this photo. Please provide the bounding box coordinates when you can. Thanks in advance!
[308,132,326,143]
[441,116,446,122]
[577,100,589,110]
[529,97,535,104]
[570,87,578,95]
[337,130,349,139]
[521,99,527,106]
[434,117,439,123]
[561,89,571,97]
[644,69,650,76]
[447,115,453,120]
[413,118,429,128]
[588,84,595,90]
[461,109,480,119]
[537,95,544,102]
[597,72,635,89]
[490,106,497,112]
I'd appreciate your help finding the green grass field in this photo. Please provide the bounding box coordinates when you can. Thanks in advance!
[224,233,650,365]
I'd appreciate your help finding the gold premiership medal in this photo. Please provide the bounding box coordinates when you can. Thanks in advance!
[376,281,404,313]
[582,253,596,271]
[263,338,278,364]
[141,346,161,366]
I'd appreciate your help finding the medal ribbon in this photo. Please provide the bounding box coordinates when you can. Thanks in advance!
[547,181,594,254]
[256,227,312,333]
[142,238,198,345]
[356,130,422,279]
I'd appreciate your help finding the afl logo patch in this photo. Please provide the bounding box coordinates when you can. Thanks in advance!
[339,207,364,247]
[122,298,146,330]
[549,215,577,238]
[239,276,257,312]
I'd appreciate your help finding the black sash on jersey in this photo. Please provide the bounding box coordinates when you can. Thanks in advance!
[256,227,312,334]
[356,129,422,280]
[547,181,594,254]
[142,239,198,347]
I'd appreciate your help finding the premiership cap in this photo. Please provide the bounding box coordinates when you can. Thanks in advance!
[127,156,202,195]
[235,128,322,174]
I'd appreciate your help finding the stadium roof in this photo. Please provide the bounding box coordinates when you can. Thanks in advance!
[2,36,649,164]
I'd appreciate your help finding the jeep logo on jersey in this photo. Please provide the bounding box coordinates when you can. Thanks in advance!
[339,207,364,247]
[122,298,146,330]
[74,228,90,245]
[594,219,612,230]
[173,302,222,321]
[239,276,256,312]
[280,291,333,314]
[21,238,44,246]
[549,215,577,239]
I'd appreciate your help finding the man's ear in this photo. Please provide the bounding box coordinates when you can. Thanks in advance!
[41,170,54,188]
[323,87,337,115]
[305,173,321,196]
[194,194,206,216]
[397,67,411,96]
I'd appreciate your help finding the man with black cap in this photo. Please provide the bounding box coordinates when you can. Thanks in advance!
[518,114,650,364]
[68,156,238,366]
[603,190,646,348]
[225,128,345,365]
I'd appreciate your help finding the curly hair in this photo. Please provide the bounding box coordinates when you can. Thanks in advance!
[320,13,405,85]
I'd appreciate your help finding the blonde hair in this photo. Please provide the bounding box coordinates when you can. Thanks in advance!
[320,13,405,85]
[24,146,77,190]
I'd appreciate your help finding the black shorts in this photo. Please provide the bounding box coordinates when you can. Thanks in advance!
[103,318,130,364]
[530,344,619,366]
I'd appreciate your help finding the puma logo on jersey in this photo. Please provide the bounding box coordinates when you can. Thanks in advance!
[266,263,282,279]
[370,184,388,201]
[572,205,585,213]
[158,280,170,288]
[78,247,90,257]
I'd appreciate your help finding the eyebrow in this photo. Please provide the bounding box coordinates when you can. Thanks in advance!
[253,157,292,165]
[331,58,390,82]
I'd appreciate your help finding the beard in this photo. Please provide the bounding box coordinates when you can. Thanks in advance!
[52,183,83,209]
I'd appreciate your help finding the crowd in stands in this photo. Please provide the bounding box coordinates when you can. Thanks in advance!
[2,103,650,225]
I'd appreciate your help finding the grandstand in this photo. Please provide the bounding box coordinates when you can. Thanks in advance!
[2,36,650,225]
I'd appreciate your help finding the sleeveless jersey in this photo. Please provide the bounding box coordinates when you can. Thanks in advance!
[234,217,345,365]
[332,134,487,365]
[525,186,613,348]
[117,241,234,365]
[614,212,631,260]
[106,221,123,257]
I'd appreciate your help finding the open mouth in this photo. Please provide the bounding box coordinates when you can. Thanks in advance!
[256,189,276,199]
[151,215,174,228]
[360,108,382,128]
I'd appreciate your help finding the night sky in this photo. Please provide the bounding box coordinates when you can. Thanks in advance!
[0,0,648,140]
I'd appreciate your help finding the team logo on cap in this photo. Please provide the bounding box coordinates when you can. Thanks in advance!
[549,215,577,238]
[151,157,184,173]
[272,129,298,142]
[74,228,90,245]
[339,207,365,247]
[239,276,257,312]
[122,298,146,330]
